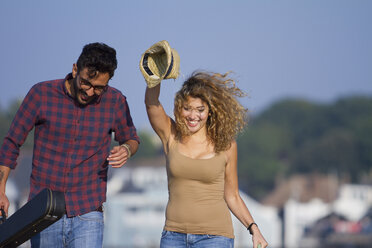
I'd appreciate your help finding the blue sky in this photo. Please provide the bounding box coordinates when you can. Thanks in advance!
[1,0,371,129]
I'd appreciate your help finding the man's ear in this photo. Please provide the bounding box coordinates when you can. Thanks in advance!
[72,64,78,78]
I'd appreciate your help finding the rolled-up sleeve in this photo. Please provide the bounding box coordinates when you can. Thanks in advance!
[0,84,40,169]
[113,94,139,144]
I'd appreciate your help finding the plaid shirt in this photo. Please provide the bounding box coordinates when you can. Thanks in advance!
[0,74,139,216]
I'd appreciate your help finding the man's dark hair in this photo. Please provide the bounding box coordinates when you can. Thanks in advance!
[76,42,118,79]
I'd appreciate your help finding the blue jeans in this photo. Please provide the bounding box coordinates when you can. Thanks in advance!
[30,211,104,248]
[160,230,234,248]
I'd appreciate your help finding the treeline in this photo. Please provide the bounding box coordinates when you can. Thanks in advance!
[1,95,372,200]
[236,95,372,200]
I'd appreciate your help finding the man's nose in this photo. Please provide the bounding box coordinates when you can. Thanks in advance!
[86,87,95,96]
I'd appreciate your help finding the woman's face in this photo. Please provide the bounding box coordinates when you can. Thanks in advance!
[181,96,209,134]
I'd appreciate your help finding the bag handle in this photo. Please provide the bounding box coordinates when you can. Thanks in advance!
[0,208,6,223]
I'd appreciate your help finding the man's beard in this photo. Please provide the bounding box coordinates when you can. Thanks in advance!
[72,78,97,105]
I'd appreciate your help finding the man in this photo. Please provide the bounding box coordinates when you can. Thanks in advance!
[0,42,139,247]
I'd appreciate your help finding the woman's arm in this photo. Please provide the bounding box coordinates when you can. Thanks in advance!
[224,141,268,248]
[145,84,173,147]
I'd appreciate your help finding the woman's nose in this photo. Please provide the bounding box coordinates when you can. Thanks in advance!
[190,109,200,118]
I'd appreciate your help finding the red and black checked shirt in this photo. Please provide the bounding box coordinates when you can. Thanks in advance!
[0,74,139,217]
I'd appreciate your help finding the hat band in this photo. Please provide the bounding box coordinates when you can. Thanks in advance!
[164,53,174,78]
[142,53,154,76]
[142,52,174,78]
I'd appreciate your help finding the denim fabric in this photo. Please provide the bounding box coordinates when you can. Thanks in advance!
[31,211,104,248]
[160,230,234,248]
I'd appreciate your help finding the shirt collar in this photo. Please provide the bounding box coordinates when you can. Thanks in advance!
[62,73,73,98]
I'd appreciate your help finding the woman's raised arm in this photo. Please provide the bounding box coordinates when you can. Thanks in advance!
[145,84,173,145]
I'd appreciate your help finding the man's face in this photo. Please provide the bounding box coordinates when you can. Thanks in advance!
[72,64,110,105]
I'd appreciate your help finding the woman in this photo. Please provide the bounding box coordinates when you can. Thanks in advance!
[145,71,268,248]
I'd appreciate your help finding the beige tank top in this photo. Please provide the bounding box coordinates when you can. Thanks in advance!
[164,142,234,238]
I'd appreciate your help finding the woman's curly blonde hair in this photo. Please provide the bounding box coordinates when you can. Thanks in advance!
[174,71,248,153]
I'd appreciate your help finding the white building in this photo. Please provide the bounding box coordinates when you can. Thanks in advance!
[284,198,330,248]
[285,184,372,248]
[333,184,372,221]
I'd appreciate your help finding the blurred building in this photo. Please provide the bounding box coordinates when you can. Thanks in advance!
[284,184,372,248]
[6,154,372,248]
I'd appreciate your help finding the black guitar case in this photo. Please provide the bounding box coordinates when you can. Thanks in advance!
[0,188,65,248]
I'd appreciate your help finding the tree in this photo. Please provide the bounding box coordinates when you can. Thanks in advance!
[236,95,372,200]
[131,130,161,160]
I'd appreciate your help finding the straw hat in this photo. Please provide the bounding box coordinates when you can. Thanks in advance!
[139,40,180,88]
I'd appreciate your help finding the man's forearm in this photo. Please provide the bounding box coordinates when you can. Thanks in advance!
[0,165,11,193]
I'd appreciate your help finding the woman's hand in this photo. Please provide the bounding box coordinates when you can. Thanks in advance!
[251,224,268,248]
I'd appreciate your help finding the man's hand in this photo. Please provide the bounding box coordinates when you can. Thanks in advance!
[0,192,9,217]
[107,145,131,168]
